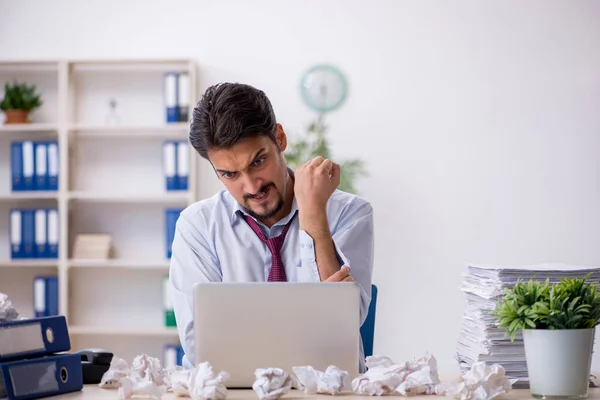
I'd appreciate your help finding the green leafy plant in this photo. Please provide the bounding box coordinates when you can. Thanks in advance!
[493,273,600,341]
[285,116,367,194]
[0,81,43,112]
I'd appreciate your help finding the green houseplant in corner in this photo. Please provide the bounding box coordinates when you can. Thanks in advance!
[494,274,600,399]
[0,81,43,124]
[285,116,367,195]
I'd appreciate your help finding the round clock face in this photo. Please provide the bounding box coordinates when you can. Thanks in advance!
[300,64,347,113]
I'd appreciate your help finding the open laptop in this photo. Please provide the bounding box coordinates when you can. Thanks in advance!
[193,282,361,388]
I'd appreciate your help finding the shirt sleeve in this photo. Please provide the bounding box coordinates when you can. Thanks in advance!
[298,201,375,326]
[169,212,222,369]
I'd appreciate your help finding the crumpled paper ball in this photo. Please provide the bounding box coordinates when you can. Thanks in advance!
[394,353,441,396]
[0,292,19,322]
[99,356,131,389]
[99,354,168,398]
[439,362,515,400]
[292,365,351,395]
[118,376,166,400]
[132,354,168,387]
[164,365,188,395]
[252,368,293,400]
[351,353,441,396]
[188,362,230,400]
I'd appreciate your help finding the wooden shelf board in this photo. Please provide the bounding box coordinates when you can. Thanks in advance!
[68,259,170,269]
[0,192,59,201]
[67,192,189,203]
[0,61,59,71]
[0,123,58,133]
[0,260,58,268]
[69,59,193,72]
[68,123,188,137]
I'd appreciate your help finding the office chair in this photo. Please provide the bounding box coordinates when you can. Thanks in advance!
[360,284,378,358]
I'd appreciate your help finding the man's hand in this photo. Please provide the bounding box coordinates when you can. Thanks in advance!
[325,266,354,282]
[294,156,342,281]
[294,156,340,214]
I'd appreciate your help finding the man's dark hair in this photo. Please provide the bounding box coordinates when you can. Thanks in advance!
[189,82,278,159]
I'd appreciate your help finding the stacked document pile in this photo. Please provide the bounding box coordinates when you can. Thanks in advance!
[72,233,112,259]
[456,263,600,388]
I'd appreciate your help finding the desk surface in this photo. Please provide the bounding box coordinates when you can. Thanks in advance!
[51,385,600,399]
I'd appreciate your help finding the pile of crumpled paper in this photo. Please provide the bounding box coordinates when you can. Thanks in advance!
[351,353,515,400]
[99,354,229,400]
[98,352,514,400]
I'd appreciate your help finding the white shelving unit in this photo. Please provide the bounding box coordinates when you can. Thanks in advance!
[0,59,197,364]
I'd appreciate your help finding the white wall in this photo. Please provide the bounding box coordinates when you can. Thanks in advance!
[1,0,600,373]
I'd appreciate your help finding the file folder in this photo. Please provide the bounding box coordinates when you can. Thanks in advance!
[9,209,22,259]
[35,209,48,258]
[47,142,59,191]
[10,142,22,191]
[34,142,48,191]
[163,344,184,368]
[165,208,181,258]
[0,352,82,399]
[163,274,176,327]
[21,141,35,191]
[163,141,177,191]
[178,71,190,122]
[164,72,179,123]
[163,344,176,368]
[47,209,59,259]
[0,315,70,362]
[21,209,35,259]
[176,141,189,190]
[34,276,59,318]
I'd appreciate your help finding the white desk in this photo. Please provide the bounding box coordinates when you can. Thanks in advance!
[49,385,600,399]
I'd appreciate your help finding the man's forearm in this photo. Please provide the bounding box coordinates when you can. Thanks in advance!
[299,206,341,281]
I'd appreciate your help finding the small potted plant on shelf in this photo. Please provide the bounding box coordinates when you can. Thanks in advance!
[494,274,600,399]
[0,81,43,124]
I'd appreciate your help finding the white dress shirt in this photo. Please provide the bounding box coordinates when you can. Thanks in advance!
[169,187,375,371]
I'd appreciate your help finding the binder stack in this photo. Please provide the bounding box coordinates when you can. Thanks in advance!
[163,141,189,191]
[10,208,59,260]
[0,315,83,399]
[11,140,59,192]
[455,263,600,388]
[163,71,190,123]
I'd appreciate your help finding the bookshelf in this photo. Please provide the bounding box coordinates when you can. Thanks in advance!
[0,59,197,365]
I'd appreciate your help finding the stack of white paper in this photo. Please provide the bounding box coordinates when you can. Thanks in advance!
[72,233,112,260]
[456,263,600,387]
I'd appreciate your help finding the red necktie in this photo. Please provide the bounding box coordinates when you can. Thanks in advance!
[242,212,297,282]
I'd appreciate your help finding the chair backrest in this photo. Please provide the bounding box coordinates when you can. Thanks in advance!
[360,284,378,358]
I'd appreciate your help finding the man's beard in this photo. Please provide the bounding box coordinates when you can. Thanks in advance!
[243,182,285,220]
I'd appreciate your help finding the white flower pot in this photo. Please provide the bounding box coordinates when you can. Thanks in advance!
[523,328,595,399]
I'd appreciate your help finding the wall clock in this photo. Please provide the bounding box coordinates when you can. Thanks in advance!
[300,64,347,113]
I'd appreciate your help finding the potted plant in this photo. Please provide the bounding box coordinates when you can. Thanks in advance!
[0,81,43,124]
[285,116,367,195]
[494,274,600,398]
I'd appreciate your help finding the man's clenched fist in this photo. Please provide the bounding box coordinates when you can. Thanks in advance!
[294,156,340,213]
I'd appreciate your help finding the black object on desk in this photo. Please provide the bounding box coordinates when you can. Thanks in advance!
[78,348,113,384]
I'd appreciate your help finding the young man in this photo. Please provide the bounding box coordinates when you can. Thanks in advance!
[169,82,374,371]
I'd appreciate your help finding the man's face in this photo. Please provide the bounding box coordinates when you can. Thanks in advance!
[208,125,289,221]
